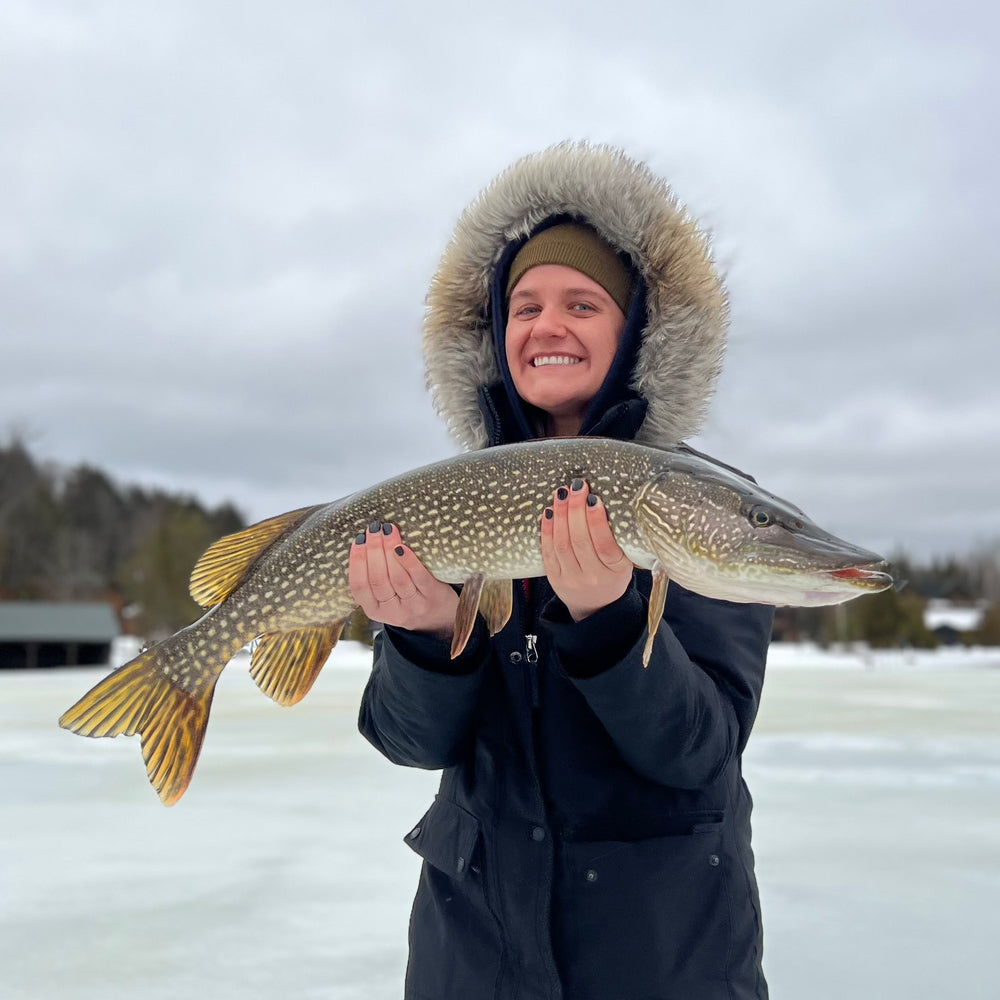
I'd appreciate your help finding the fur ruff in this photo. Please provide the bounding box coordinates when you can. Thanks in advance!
[423,141,728,450]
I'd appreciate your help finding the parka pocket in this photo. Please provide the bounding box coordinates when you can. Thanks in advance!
[555,819,732,998]
[404,794,482,880]
[403,797,502,1000]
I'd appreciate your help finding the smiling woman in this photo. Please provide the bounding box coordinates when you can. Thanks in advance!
[352,142,775,1000]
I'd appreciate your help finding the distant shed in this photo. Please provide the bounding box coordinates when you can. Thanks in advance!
[0,602,119,669]
[923,599,987,645]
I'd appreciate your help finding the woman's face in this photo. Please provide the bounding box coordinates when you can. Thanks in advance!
[505,264,627,436]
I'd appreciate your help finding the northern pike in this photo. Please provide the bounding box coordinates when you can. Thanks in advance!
[59,438,891,804]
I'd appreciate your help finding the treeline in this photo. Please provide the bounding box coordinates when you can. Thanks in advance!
[0,437,245,637]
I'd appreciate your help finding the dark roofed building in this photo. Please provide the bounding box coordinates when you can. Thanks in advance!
[0,602,119,669]
[923,599,987,646]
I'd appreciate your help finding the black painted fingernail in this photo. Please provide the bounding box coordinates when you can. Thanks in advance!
[571,478,584,492]
[586,493,598,507]
[382,523,392,535]
[556,487,568,501]
[394,545,404,557]
[355,533,366,545]
[369,520,381,533]
[544,507,553,520]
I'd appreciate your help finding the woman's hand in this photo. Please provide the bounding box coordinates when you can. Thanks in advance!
[348,522,459,640]
[540,479,633,621]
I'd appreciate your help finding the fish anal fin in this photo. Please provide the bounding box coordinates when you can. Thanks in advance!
[643,562,669,668]
[451,573,484,658]
[189,504,325,608]
[480,579,513,636]
[59,648,217,806]
[250,620,347,706]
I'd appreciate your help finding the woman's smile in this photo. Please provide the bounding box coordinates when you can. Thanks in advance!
[531,354,582,366]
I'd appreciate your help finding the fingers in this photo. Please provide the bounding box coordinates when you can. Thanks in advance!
[382,528,421,601]
[543,479,627,573]
[348,521,459,636]
[582,492,631,570]
[545,483,580,575]
[349,521,408,613]
[540,479,633,621]
[355,522,398,603]
[348,526,375,606]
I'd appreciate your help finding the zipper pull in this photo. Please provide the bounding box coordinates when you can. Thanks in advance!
[525,634,539,663]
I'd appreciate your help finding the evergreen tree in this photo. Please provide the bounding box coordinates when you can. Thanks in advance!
[116,501,241,636]
[0,439,60,596]
[972,604,1000,646]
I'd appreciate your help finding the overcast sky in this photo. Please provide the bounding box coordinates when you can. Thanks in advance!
[2,0,997,564]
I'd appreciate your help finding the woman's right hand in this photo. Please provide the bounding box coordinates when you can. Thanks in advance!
[348,521,459,641]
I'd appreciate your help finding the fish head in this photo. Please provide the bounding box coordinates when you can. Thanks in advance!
[635,455,893,606]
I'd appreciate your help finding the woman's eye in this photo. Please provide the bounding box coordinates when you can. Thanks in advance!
[570,302,595,312]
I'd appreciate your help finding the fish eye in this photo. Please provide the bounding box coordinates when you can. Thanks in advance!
[748,506,772,528]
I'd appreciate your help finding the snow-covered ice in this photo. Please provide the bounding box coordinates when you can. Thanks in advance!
[2,642,999,999]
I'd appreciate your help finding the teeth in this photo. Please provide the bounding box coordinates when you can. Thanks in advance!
[532,356,581,367]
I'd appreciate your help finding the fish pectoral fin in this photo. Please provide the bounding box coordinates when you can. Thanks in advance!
[451,573,485,659]
[250,620,347,706]
[480,579,513,636]
[189,504,326,608]
[58,648,216,807]
[643,562,669,668]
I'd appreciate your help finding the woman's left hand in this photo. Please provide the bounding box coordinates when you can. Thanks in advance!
[540,479,634,621]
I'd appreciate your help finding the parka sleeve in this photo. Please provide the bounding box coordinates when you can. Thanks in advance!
[542,578,773,790]
[357,620,489,770]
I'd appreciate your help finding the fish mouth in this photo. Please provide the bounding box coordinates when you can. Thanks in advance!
[821,562,894,591]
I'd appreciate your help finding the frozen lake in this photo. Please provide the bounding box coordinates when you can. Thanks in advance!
[3,643,999,999]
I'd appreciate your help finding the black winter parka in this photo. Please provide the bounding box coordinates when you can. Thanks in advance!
[362,143,774,1000]
[358,405,774,1000]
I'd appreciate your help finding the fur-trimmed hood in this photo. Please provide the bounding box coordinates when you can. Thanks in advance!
[423,141,728,450]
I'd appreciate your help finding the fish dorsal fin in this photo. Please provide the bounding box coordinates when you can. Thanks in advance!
[189,504,324,608]
[250,620,348,706]
[480,579,513,636]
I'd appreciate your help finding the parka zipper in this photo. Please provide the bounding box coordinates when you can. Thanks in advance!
[524,632,540,706]
[525,633,538,662]
[513,585,563,996]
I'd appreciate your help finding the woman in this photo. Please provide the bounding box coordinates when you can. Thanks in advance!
[350,143,774,1000]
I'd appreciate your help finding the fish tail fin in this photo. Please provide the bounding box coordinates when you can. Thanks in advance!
[58,645,218,806]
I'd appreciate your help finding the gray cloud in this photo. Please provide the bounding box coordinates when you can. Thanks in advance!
[2,0,997,562]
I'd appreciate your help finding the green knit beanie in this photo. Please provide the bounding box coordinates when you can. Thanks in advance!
[505,223,634,314]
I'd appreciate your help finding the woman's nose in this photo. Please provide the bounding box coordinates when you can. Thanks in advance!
[529,307,567,337]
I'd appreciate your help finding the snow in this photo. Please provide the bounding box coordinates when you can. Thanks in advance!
[3,642,999,999]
